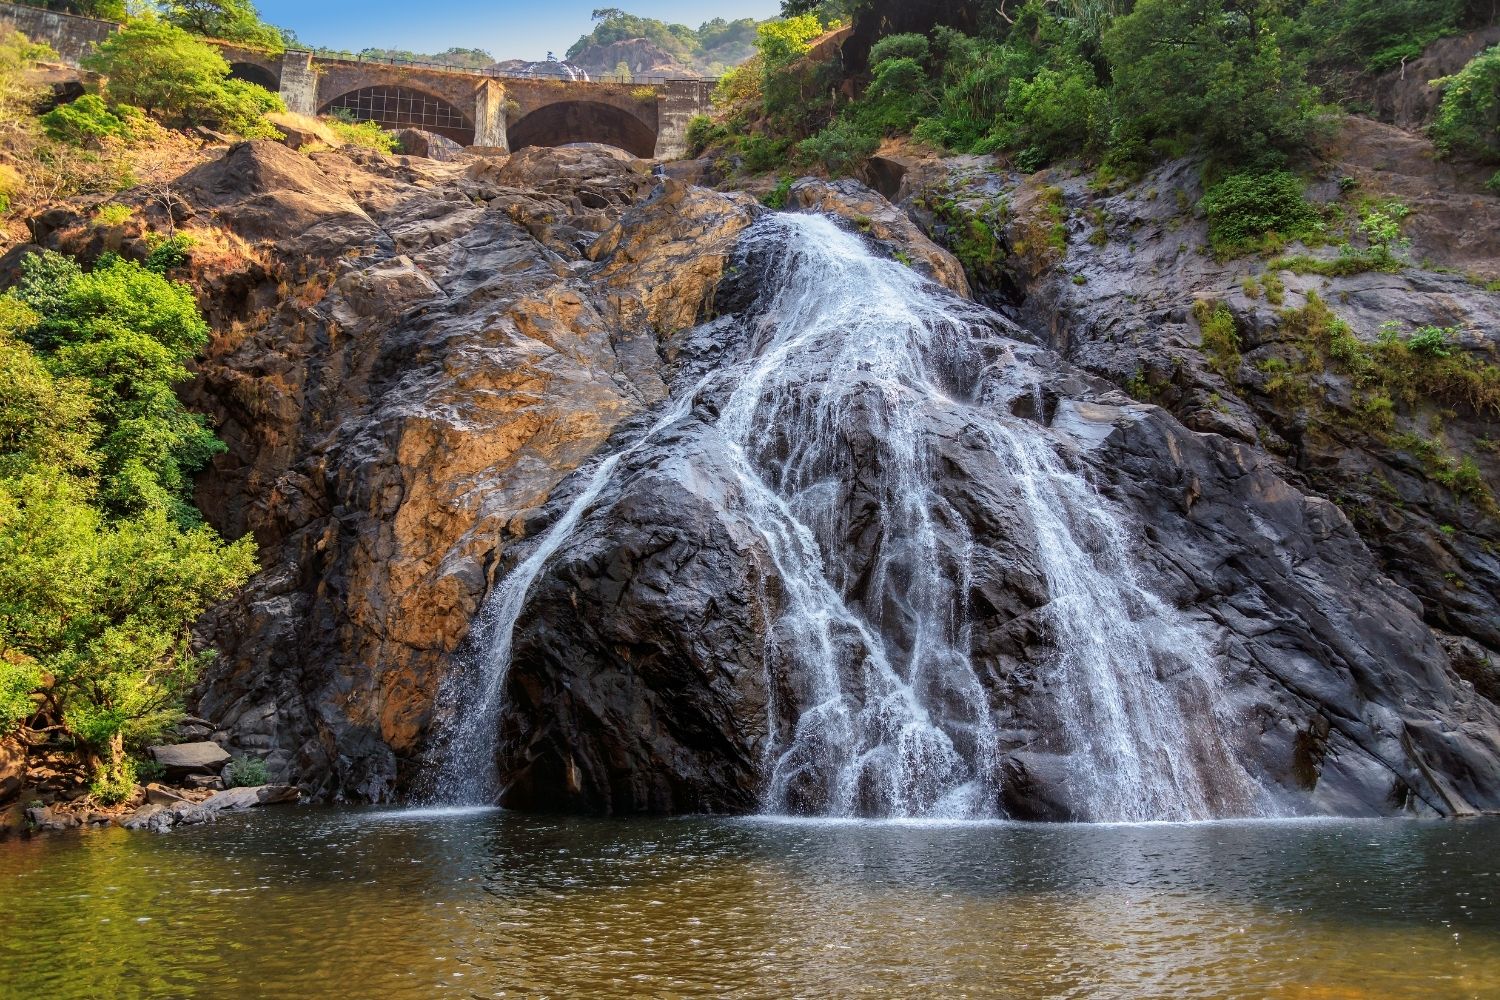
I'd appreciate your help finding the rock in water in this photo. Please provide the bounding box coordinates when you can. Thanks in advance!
[0,738,23,804]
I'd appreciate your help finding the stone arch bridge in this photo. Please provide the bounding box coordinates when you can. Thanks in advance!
[223,45,711,159]
[0,2,711,159]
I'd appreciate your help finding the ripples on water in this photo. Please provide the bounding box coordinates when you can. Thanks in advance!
[1,811,1497,998]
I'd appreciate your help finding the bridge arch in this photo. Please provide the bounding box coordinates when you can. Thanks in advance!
[507,100,657,158]
[321,85,475,145]
[228,61,280,91]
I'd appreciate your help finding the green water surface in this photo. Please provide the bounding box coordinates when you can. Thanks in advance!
[1,808,1496,998]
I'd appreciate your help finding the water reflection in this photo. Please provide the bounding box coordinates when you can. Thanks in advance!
[2,811,1496,998]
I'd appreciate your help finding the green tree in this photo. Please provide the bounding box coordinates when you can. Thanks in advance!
[160,0,286,52]
[1104,0,1326,167]
[82,21,284,136]
[0,469,255,800]
[0,254,256,801]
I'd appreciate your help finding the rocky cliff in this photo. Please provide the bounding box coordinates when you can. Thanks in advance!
[17,131,1499,818]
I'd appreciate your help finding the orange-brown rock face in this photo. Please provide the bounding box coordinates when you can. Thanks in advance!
[137,141,766,800]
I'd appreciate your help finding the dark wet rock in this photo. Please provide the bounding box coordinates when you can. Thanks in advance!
[121,803,175,833]
[26,805,79,831]
[895,121,1500,685]
[1363,26,1500,128]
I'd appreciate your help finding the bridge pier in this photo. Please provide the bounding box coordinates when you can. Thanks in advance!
[653,80,710,160]
[474,79,509,151]
[278,50,318,116]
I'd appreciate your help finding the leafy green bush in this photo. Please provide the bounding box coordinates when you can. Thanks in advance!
[90,753,136,804]
[1405,324,1456,358]
[739,132,793,173]
[39,94,127,145]
[326,117,399,153]
[1432,46,1500,165]
[685,115,729,156]
[799,118,880,177]
[226,755,269,788]
[868,32,931,67]
[213,78,286,139]
[762,174,794,209]
[1192,299,1242,377]
[144,233,194,274]
[94,203,133,227]
[989,61,1109,169]
[0,251,257,796]
[1201,171,1321,258]
[10,251,222,520]
[0,655,39,731]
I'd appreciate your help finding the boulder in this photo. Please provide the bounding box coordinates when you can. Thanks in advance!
[264,112,340,151]
[0,737,23,804]
[397,129,464,162]
[145,783,188,806]
[120,803,175,833]
[149,741,230,777]
[25,805,79,832]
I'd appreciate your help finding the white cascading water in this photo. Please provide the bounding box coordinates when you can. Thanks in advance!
[431,212,1263,821]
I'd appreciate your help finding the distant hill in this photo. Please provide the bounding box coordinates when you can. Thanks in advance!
[565,11,760,79]
[309,46,497,70]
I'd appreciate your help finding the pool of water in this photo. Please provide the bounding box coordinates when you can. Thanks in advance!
[1,809,1496,998]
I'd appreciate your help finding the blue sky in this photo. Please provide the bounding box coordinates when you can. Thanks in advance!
[254,1,783,61]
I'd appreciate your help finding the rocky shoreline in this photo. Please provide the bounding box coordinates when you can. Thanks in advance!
[2,732,300,839]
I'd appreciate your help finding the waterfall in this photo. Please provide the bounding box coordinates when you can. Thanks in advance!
[430,212,1264,821]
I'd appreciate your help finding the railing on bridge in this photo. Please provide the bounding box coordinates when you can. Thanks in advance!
[304,50,719,88]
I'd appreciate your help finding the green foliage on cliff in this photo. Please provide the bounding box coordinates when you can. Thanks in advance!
[10,252,223,522]
[1432,45,1500,181]
[723,0,1496,182]
[1201,171,1322,258]
[1105,0,1327,168]
[83,21,284,138]
[38,93,128,145]
[1228,292,1500,505]
[0,252,257,794]
[1290,0,1466,75]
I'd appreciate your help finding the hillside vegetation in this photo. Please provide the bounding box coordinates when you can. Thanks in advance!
[695,0,1500,188]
